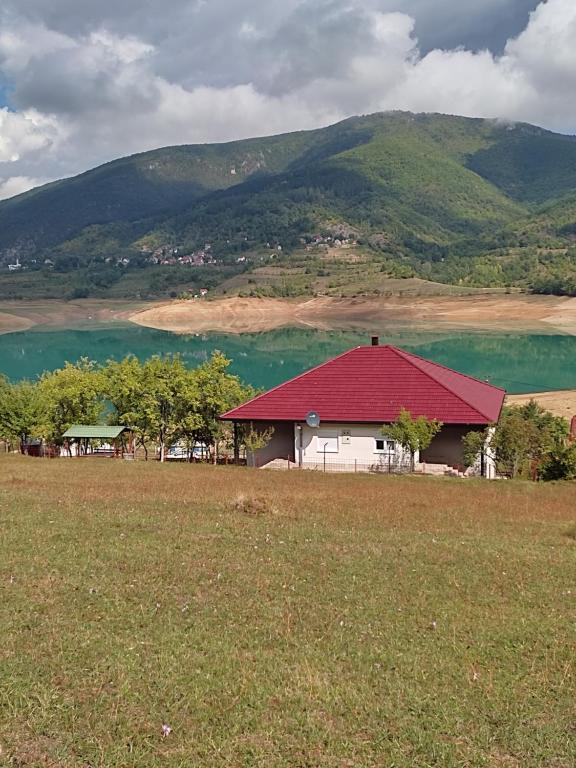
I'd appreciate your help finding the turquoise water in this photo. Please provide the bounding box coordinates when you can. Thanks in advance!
[1,324,576,394]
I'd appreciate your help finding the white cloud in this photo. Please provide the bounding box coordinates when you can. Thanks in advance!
[0,0,574,201]
[0,107,62,163]
[383,0,576,130]
[0,175,47,200]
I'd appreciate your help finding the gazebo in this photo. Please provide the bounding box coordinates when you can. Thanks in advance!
[62,425,133,458]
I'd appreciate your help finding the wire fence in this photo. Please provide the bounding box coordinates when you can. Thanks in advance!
[299,456,413,474]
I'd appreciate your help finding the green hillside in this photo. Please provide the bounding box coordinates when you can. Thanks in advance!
[2,112,576,298]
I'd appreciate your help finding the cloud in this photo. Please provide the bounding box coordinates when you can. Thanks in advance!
[0,0,573,201]
[0,107,62,162]
[0,175,47,200]
[3,0,538,54]
[386,0,576,129]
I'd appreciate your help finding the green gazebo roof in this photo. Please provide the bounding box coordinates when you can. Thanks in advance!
[62,425,129,439]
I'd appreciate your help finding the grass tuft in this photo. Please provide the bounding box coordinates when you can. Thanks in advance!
[564,524,576,541]
[228,493,278,516]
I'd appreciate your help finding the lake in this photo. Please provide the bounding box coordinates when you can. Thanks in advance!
[1,323,576,394]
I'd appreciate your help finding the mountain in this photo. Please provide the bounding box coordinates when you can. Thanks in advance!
[2,112,576,298]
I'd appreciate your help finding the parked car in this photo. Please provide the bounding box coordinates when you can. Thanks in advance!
[165,442,208,461]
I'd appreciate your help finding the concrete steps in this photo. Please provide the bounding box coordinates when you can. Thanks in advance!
[260,458,298,471]
[420,463,466,478]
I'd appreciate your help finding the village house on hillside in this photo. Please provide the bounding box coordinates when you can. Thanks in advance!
[222,339,506,477]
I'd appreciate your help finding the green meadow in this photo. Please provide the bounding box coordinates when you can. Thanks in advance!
[0,455,574,767]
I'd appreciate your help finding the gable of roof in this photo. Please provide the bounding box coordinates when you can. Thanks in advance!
[222,345,506,425]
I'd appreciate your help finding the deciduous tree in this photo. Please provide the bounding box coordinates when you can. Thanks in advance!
[38,360,104,445]
[0,380,45,452]
[492,402,568,479]
[385,409,442,472]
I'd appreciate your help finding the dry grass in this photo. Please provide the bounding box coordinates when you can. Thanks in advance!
[507,389,576,420]
[0,455,575,767]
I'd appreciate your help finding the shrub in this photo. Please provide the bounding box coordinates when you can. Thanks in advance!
[541,444,576,481]
[228,494,277,516]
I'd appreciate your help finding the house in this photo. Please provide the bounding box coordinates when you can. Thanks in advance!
[221,338,506,476]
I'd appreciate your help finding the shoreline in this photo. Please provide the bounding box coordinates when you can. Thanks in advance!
[3,294,576,337]
[0,299,146,335]
[130,294,576,336]
[0,310,35,335]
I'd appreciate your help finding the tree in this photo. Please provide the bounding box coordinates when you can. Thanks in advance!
[171,369,203,461]
[242,426,275,467]
[0,375,11,444]
[104,352,251,462]
[137,355,192,462]
[104,356,156,460]
[1,352,256,464]
[385,409,442,472]
[462,429,488,472]
[541,443,576,481]
[492,402,569,479]
[191,352,255,463]
[37,360,104,445]
[0,379,45,452]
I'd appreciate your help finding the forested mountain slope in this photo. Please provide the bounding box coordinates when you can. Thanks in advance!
[2,112,576,298]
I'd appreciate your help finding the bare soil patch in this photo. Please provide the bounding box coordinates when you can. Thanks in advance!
[507,389,576,419]
[0,299,147,334]
[0,310,34,335]
[130,294,576,335]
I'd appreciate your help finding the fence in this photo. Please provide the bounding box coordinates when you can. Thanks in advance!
[299,456,413,474]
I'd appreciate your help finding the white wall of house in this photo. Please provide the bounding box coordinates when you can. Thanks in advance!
[248,420,497,477]
[294,422,414,472]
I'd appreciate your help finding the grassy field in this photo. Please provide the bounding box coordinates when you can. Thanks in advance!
[0,456,575,767]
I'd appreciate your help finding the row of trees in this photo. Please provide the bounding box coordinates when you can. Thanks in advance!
[0,352,255,462]
[1,357,574,479]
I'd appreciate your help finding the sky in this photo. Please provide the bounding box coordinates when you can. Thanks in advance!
[0,0,574,200]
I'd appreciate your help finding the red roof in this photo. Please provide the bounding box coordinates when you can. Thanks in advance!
[222,344,506,425]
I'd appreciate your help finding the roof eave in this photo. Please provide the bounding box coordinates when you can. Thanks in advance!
[220,414,498,425]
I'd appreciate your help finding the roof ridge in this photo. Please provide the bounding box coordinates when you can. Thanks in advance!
[389,345,502,422]
[221,346,363,419]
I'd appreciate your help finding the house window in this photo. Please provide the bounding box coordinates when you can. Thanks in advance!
[375,439,396,453]
[316,432,339,453]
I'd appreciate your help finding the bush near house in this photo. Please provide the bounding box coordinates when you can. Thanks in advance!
[385,408,443,472]
[462,401,573,481]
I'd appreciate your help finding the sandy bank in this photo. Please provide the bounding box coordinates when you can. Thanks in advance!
[0,299,145,334]
[130,294,576,335]
[0,311,34,335]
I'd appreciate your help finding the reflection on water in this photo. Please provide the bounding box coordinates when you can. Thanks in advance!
[1,323,576,394]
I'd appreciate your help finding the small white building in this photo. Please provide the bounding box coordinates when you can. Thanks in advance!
[222,339,506,477]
